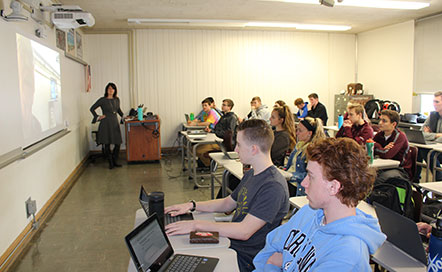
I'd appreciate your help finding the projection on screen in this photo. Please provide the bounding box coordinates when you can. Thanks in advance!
[16,34,63,148]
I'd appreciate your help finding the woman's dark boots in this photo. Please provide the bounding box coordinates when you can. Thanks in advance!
[112,144,122,167]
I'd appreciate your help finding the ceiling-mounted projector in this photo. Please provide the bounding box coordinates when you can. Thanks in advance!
[319,0,343,7]
[40,4,95,29]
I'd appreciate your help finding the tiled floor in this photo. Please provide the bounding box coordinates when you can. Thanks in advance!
[9,154,213,272]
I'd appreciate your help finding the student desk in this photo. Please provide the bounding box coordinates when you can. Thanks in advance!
[180,131,222,187]
[180,124,207,171]
[128,210,238,272]
[182,122,206,130]
[418,181,442,196]
[209,152,240,199]
[409,142,442,183]
[289,197,427,272]
[323,125,339,136]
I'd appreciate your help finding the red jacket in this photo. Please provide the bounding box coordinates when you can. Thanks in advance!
[373,129,409,164]
[336,121,374,145]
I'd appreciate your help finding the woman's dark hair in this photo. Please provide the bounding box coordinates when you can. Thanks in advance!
[104,82,118,98]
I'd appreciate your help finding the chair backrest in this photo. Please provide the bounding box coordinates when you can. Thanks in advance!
[403,145,418,182]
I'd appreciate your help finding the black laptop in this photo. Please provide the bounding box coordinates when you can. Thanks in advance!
[139,186,194,225]
[125,213,219,272]
[215,141,239,160]
[374,202,427,265]
[404,129,436,145]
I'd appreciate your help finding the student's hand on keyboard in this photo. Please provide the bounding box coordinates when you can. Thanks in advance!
[165,203,193,217]
[165,220,199,236]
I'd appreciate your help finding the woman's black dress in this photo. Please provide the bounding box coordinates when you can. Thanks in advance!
[90,97,123,145]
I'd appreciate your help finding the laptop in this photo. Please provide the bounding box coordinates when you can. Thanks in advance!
[404,129,436,145]
[215,141,239,160]
[184,114,190,123]
[374,202,427,265]
[139,186,194,226]
[125,213,219,272]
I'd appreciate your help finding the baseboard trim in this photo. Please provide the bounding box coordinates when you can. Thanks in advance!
[0,154,90,272]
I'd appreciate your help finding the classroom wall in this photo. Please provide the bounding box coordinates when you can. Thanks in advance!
[83,34,131,151]
[357,21,415,113]
[132,29,356,146]
[0,20,89,258]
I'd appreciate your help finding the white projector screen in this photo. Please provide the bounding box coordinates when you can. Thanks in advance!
[16,33,63,148]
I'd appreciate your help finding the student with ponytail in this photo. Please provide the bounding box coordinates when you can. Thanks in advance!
[283,117,326,196]
[269,105,297,167]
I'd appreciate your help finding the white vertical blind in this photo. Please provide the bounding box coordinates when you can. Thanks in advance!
[415,14,442,92]
[135,29,356,146]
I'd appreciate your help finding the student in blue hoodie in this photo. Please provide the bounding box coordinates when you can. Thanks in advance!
[253,137,386,272]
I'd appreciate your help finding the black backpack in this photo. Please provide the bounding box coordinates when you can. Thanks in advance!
[366,169,416,221]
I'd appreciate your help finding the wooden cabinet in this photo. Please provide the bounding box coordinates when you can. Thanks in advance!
[125,119,161,162]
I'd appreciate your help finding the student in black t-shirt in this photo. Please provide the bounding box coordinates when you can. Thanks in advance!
[165,119,289,272]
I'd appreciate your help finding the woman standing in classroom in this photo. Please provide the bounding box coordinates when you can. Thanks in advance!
[90,82,125,169]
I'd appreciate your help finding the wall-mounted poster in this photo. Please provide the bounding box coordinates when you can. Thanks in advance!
[76,32,83,59]
[66,29,75,56]
[55,29,65,51]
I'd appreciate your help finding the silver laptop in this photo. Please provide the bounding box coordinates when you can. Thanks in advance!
[216,141,239,160]
[404,129,436,145]
[374,202,427,265]
[125,213,219,272]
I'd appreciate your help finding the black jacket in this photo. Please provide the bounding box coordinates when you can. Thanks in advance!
[214,112,238,148]
[307,102,328,126]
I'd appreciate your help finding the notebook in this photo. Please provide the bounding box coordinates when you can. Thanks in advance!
[374,202,427,265]
[139,186,194,226]
[215,141,239,160]
[404,129,436,145]
[125,213,219,272]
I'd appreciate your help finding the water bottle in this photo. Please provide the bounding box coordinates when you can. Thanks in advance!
[338,115,344,129]
[366,138,374,164]
[428,216,442,272]
[137,107,143,121]
[148,192,165,230]
[190,113,195,121]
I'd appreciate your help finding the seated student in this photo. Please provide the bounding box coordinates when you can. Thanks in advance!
[284,117,326,197]
[307,93,328,126]
[417,91,442,181]
[274,100,286,108]
[239,96,271,124]
[188,98,221,128]
[195,97,223,120]
[336,103,373,145]
[165,119,289,272]
[253,138,386,272]
[269,105,296,167]
[374,109,409,163]
[196,99,238,167]
[294,98,308,119]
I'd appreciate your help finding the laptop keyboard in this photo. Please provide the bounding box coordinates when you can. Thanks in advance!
[166,255,203,272]
[165,213,180,225]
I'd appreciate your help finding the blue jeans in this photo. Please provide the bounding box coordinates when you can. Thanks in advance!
[417,148,442,181]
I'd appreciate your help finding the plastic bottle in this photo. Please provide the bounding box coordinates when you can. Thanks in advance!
[428,216,442,272]
[137,107,143,121]
[190,113,195,121]
[366,138,374,165]
[338,115,344,129]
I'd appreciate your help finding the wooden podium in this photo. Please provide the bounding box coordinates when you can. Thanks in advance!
[125,118,161,162]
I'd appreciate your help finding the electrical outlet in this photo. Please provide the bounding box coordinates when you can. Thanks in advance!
[25,197,37,218]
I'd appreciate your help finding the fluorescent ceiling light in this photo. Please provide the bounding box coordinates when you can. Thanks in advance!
[271,0,430,10]
[246,21,351,31]
[128,19,351,31]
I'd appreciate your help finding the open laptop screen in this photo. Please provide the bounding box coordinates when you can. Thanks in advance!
[126,214,174,272]
[139,186,149,216]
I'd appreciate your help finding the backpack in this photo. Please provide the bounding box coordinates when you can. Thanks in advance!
[366,168,416,221]
[365,99,382,119]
